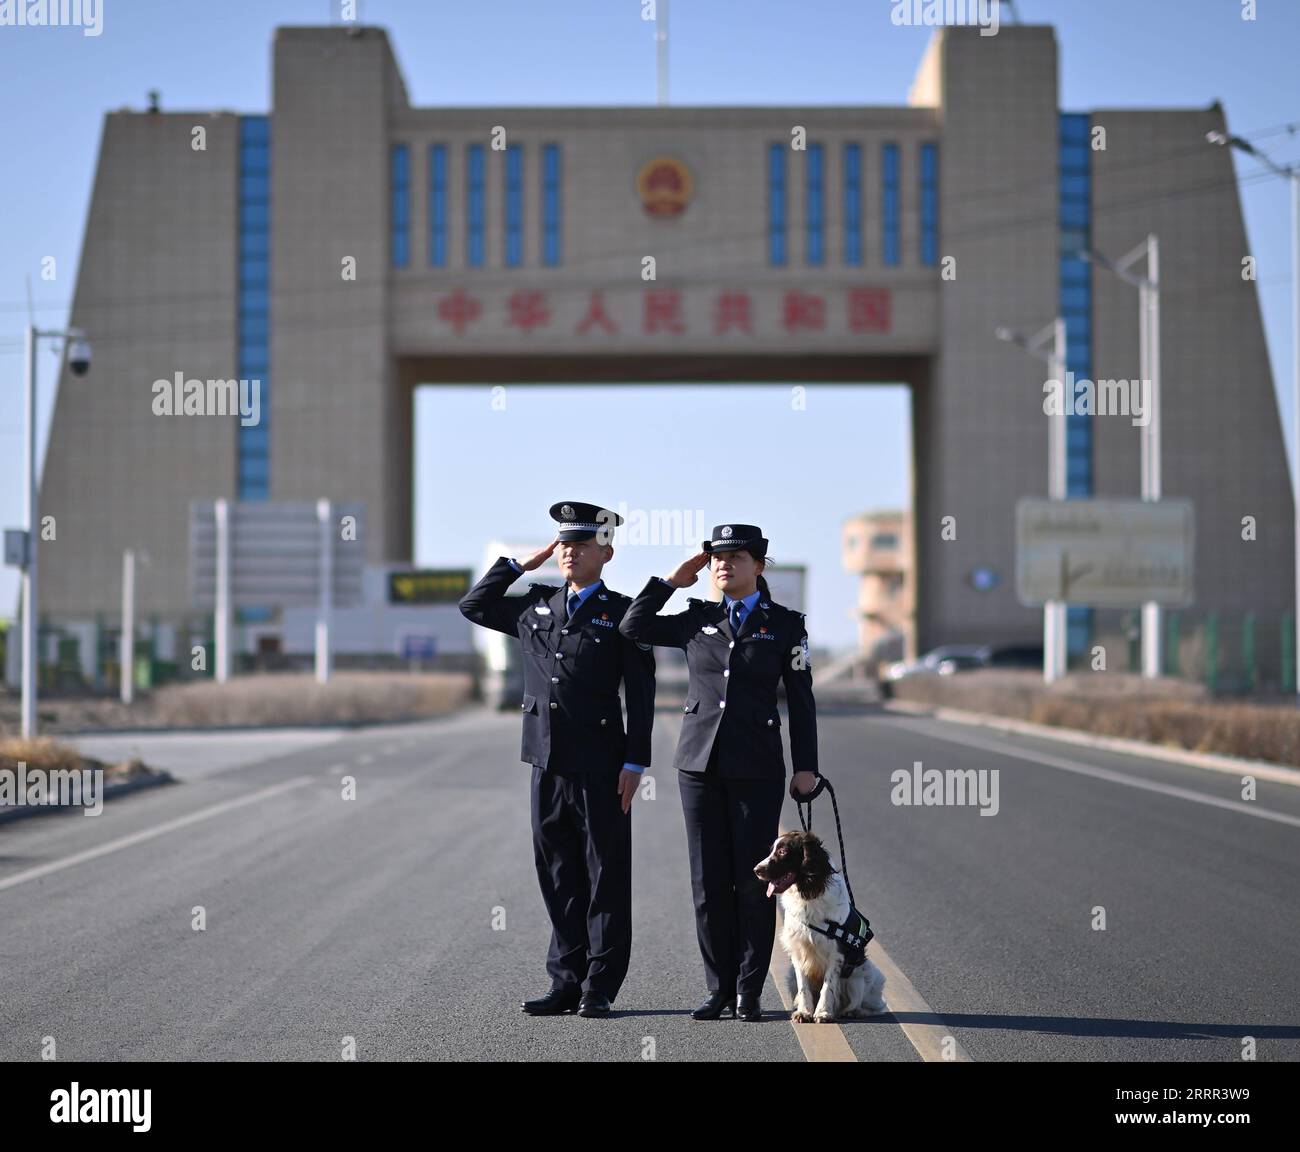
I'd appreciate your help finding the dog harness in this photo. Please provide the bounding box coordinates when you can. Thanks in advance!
[809,905,874,975]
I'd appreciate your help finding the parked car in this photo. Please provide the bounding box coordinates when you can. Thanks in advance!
[977,643,1045,670]
[884,644,987,683]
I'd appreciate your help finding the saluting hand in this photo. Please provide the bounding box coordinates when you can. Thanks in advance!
[665,551,710,589]
[519,539,560,572]
[617,768,640,815]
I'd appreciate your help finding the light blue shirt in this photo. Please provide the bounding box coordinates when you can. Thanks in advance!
[508,559,647,775]
[565,578,603,615]
[723,588,762,629]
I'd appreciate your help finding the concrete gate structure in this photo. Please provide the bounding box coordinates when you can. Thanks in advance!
[28,22,1293,678]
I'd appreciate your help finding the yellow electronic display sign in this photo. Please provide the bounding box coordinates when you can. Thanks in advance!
[388,569,472,604]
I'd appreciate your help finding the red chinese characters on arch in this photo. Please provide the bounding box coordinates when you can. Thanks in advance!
[847,287,891,333]
[576,290,618,334]
[643,289,685,334]
[435,287,893,338]
[436,289,482,335]
[714,291,753,334]
[507,290,551,332]
[782,291,826,332]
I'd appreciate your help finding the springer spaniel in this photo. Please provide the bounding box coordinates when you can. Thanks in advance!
[755,830,888,1023]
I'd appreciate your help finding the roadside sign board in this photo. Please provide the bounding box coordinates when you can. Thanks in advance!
[188,501,364,609]
[1015,498,1194,608]
[399,633,438,661]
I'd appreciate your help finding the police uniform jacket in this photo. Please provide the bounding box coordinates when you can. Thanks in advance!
[619,578,817,780]
[459,557,656,774]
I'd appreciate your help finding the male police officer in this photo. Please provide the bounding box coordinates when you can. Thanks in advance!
[459,502,655,1018]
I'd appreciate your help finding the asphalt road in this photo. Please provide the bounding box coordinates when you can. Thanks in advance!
[1,701,1297,1062]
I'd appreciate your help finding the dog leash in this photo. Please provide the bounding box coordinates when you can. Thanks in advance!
[793,775,855,907]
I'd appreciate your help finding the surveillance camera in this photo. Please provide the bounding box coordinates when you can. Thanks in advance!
[66,336,91,377]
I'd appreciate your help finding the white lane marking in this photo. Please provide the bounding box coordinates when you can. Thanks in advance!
[886,700,1300,787]
[0,776,315,893]
[884,718,1300,829]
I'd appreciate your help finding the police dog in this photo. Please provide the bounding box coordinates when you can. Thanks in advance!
[754,830,888,1023]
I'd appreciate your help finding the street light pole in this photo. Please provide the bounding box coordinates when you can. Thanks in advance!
[120,549,136,705]
[18,324,91,739]
[1081,238,1162,677]
[1142,235,1162,679]
[1049,318,1068,684]
[996,319,1068,683]
[1208,131,1300,697]
[22,324,38,739]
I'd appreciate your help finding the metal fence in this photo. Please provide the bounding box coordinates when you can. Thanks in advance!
[1088,609,1294,695]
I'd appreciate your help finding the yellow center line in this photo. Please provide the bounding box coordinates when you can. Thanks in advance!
[775,822,972,1063]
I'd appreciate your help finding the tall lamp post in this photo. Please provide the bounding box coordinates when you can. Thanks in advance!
[120,550,151,705]
[1080,237,1162,679]
[1208,130,1300,697]
[17,324,91,739]
[996,318,1068,683]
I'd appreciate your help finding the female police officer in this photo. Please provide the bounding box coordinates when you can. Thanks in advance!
[619,524,818,1021]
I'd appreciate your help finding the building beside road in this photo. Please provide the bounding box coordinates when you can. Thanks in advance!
[842,510,914,663]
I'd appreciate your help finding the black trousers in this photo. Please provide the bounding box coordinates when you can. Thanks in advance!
[530,765,632,1000]
[677,759,785,998]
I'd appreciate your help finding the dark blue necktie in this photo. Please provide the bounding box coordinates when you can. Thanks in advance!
[567,591,580,621]
[730,600,744,634]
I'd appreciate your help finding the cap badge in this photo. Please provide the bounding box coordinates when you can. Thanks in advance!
[721,525,733,538]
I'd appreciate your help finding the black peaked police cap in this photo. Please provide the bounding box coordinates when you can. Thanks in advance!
[549,501,624,543]
[702,523,769,559]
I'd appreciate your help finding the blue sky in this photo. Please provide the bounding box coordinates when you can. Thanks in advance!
[1,0,1297,647]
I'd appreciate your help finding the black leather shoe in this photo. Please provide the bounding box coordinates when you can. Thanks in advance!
[577,992,612,1018]
[691,990,737,1020]
[737,992,763,1021]
[521,986,581,1015]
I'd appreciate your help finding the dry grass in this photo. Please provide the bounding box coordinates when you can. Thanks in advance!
[891,670,1300,767]
[0,672,474,736]
[0,736,86,772]
[148,672,473,729]
[0,737,150,788]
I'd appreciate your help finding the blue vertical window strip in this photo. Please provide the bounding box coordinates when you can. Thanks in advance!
[390,144,409,268]
[505,144,523,267]
[843,143,862,266]
[467,144,485,267]
[882,143,900,266]
[429,144,446,266]
[1059,112,1094,655]
[768,144,786,266]
[805,143,823,265]
[542,144,561,266]
[237,116,270,502]
[920,142,939,266]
